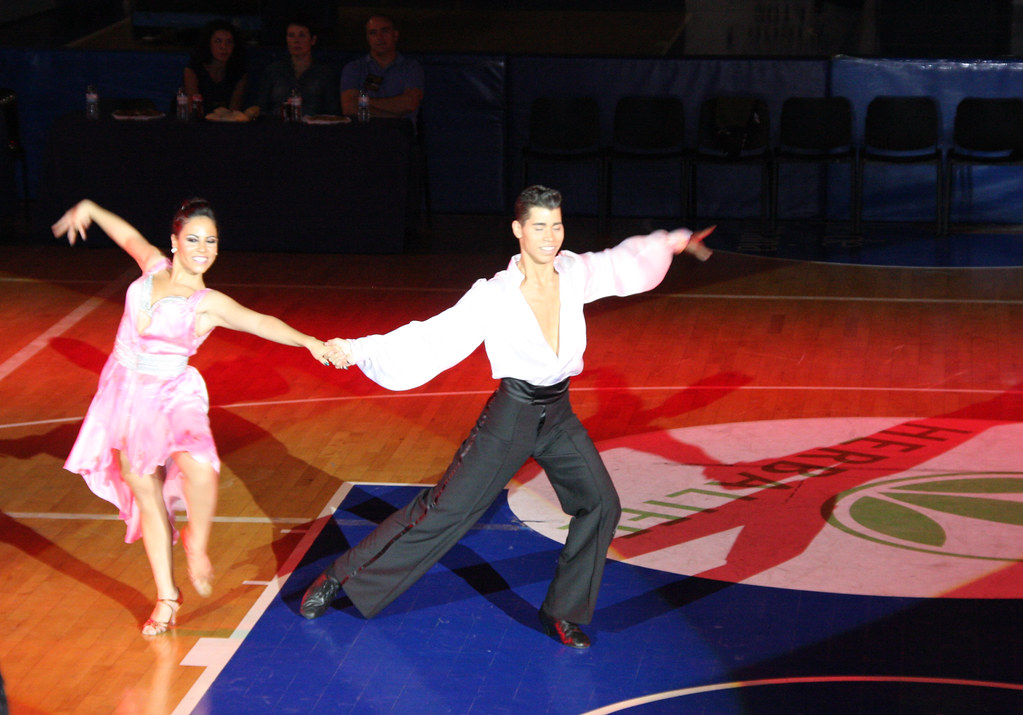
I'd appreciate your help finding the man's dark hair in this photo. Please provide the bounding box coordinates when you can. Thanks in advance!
[514,185,562,224]
[367,13,399,32]
[286,14,318,38]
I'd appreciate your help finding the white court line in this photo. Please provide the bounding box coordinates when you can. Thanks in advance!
[172,481,354,715]
[3,383,1022,432]
[0,268,134,383]
[582,675,1023,714]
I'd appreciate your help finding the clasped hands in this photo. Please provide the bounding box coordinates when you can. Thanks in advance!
[320,338,354,369]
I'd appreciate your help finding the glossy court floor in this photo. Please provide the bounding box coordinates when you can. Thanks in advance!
[2,214,1023,714]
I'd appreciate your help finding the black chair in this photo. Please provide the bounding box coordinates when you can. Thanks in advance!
[606,95,688,220]
[943,97,1023,234]
[521,96,605,224]
[691,95,771,235]
[856,95,943,235]
[0,88,29,219]
[771,96,857,236]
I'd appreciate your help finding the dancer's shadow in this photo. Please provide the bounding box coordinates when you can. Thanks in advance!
[278,485,574,634]
[0,413,151,620]
[0,510,149,619]
[0,422,81,462]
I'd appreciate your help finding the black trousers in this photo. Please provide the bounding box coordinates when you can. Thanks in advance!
[327,378,622,623]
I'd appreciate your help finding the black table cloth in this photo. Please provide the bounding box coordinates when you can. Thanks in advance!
[42,114,413,253]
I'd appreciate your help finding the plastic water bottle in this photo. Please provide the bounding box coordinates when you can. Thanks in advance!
[191,93,203,120]
[85,85,99,120]
[357,90,370,122]
[289,88,303,122]
[176,87,189,120]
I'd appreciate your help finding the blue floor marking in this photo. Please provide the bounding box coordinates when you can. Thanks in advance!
[196,485,1023,714]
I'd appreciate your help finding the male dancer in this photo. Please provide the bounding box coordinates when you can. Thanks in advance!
[303,185,713,647]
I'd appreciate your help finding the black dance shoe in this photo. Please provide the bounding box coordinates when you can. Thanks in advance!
[538,609,591,648]
[300,573,341,620]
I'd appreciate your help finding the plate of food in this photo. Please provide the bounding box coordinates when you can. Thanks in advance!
[205,106,261,122]
[302,114,351,125]
[112,108,165,121]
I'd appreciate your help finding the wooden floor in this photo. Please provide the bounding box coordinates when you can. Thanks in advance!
[2,231,1022,713]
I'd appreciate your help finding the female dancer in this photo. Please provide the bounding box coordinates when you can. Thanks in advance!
[54,199,332,636]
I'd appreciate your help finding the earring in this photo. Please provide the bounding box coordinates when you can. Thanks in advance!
[171,247,177,253]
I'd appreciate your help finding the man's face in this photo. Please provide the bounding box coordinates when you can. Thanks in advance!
[366,16,398,58]
[513,207,564,268]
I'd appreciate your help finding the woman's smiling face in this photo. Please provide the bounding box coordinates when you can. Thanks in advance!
[172,216,219,273]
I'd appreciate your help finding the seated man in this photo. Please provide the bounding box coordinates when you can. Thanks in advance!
[340,14,424,121]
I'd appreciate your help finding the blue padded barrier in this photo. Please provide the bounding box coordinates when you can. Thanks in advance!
[832,57,1023,225]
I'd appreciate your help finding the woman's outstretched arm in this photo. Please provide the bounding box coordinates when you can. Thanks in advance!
[197,290,332,366]
[52,199,164,272]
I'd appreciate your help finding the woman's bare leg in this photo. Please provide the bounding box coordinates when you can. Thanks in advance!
[173,451,218,596]
[118,452,179,632]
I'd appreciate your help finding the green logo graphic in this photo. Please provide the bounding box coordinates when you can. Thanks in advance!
[829,473,1023,561]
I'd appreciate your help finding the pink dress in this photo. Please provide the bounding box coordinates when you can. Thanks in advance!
[65,258,221,543]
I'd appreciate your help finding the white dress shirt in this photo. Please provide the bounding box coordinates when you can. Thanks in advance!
[350,230,690,390]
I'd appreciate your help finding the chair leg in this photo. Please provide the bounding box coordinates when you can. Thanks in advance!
[760,160,771,238]
[849,160,859,237]
[688,163,698,224]
[604,161,613,228]
[13,151,29,221]
[20,161,28,218]
[769,159,780,237]
[937,162,946,236]
[679,159,690,224]
[853,161,864,236]
[420,148,432,230]
[597,157,608,234]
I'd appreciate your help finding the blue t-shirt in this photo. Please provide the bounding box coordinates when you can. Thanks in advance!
[340,52,424,121]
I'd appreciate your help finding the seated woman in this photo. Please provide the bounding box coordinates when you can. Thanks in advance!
[257,16,340,118]
[184,20,248,112]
